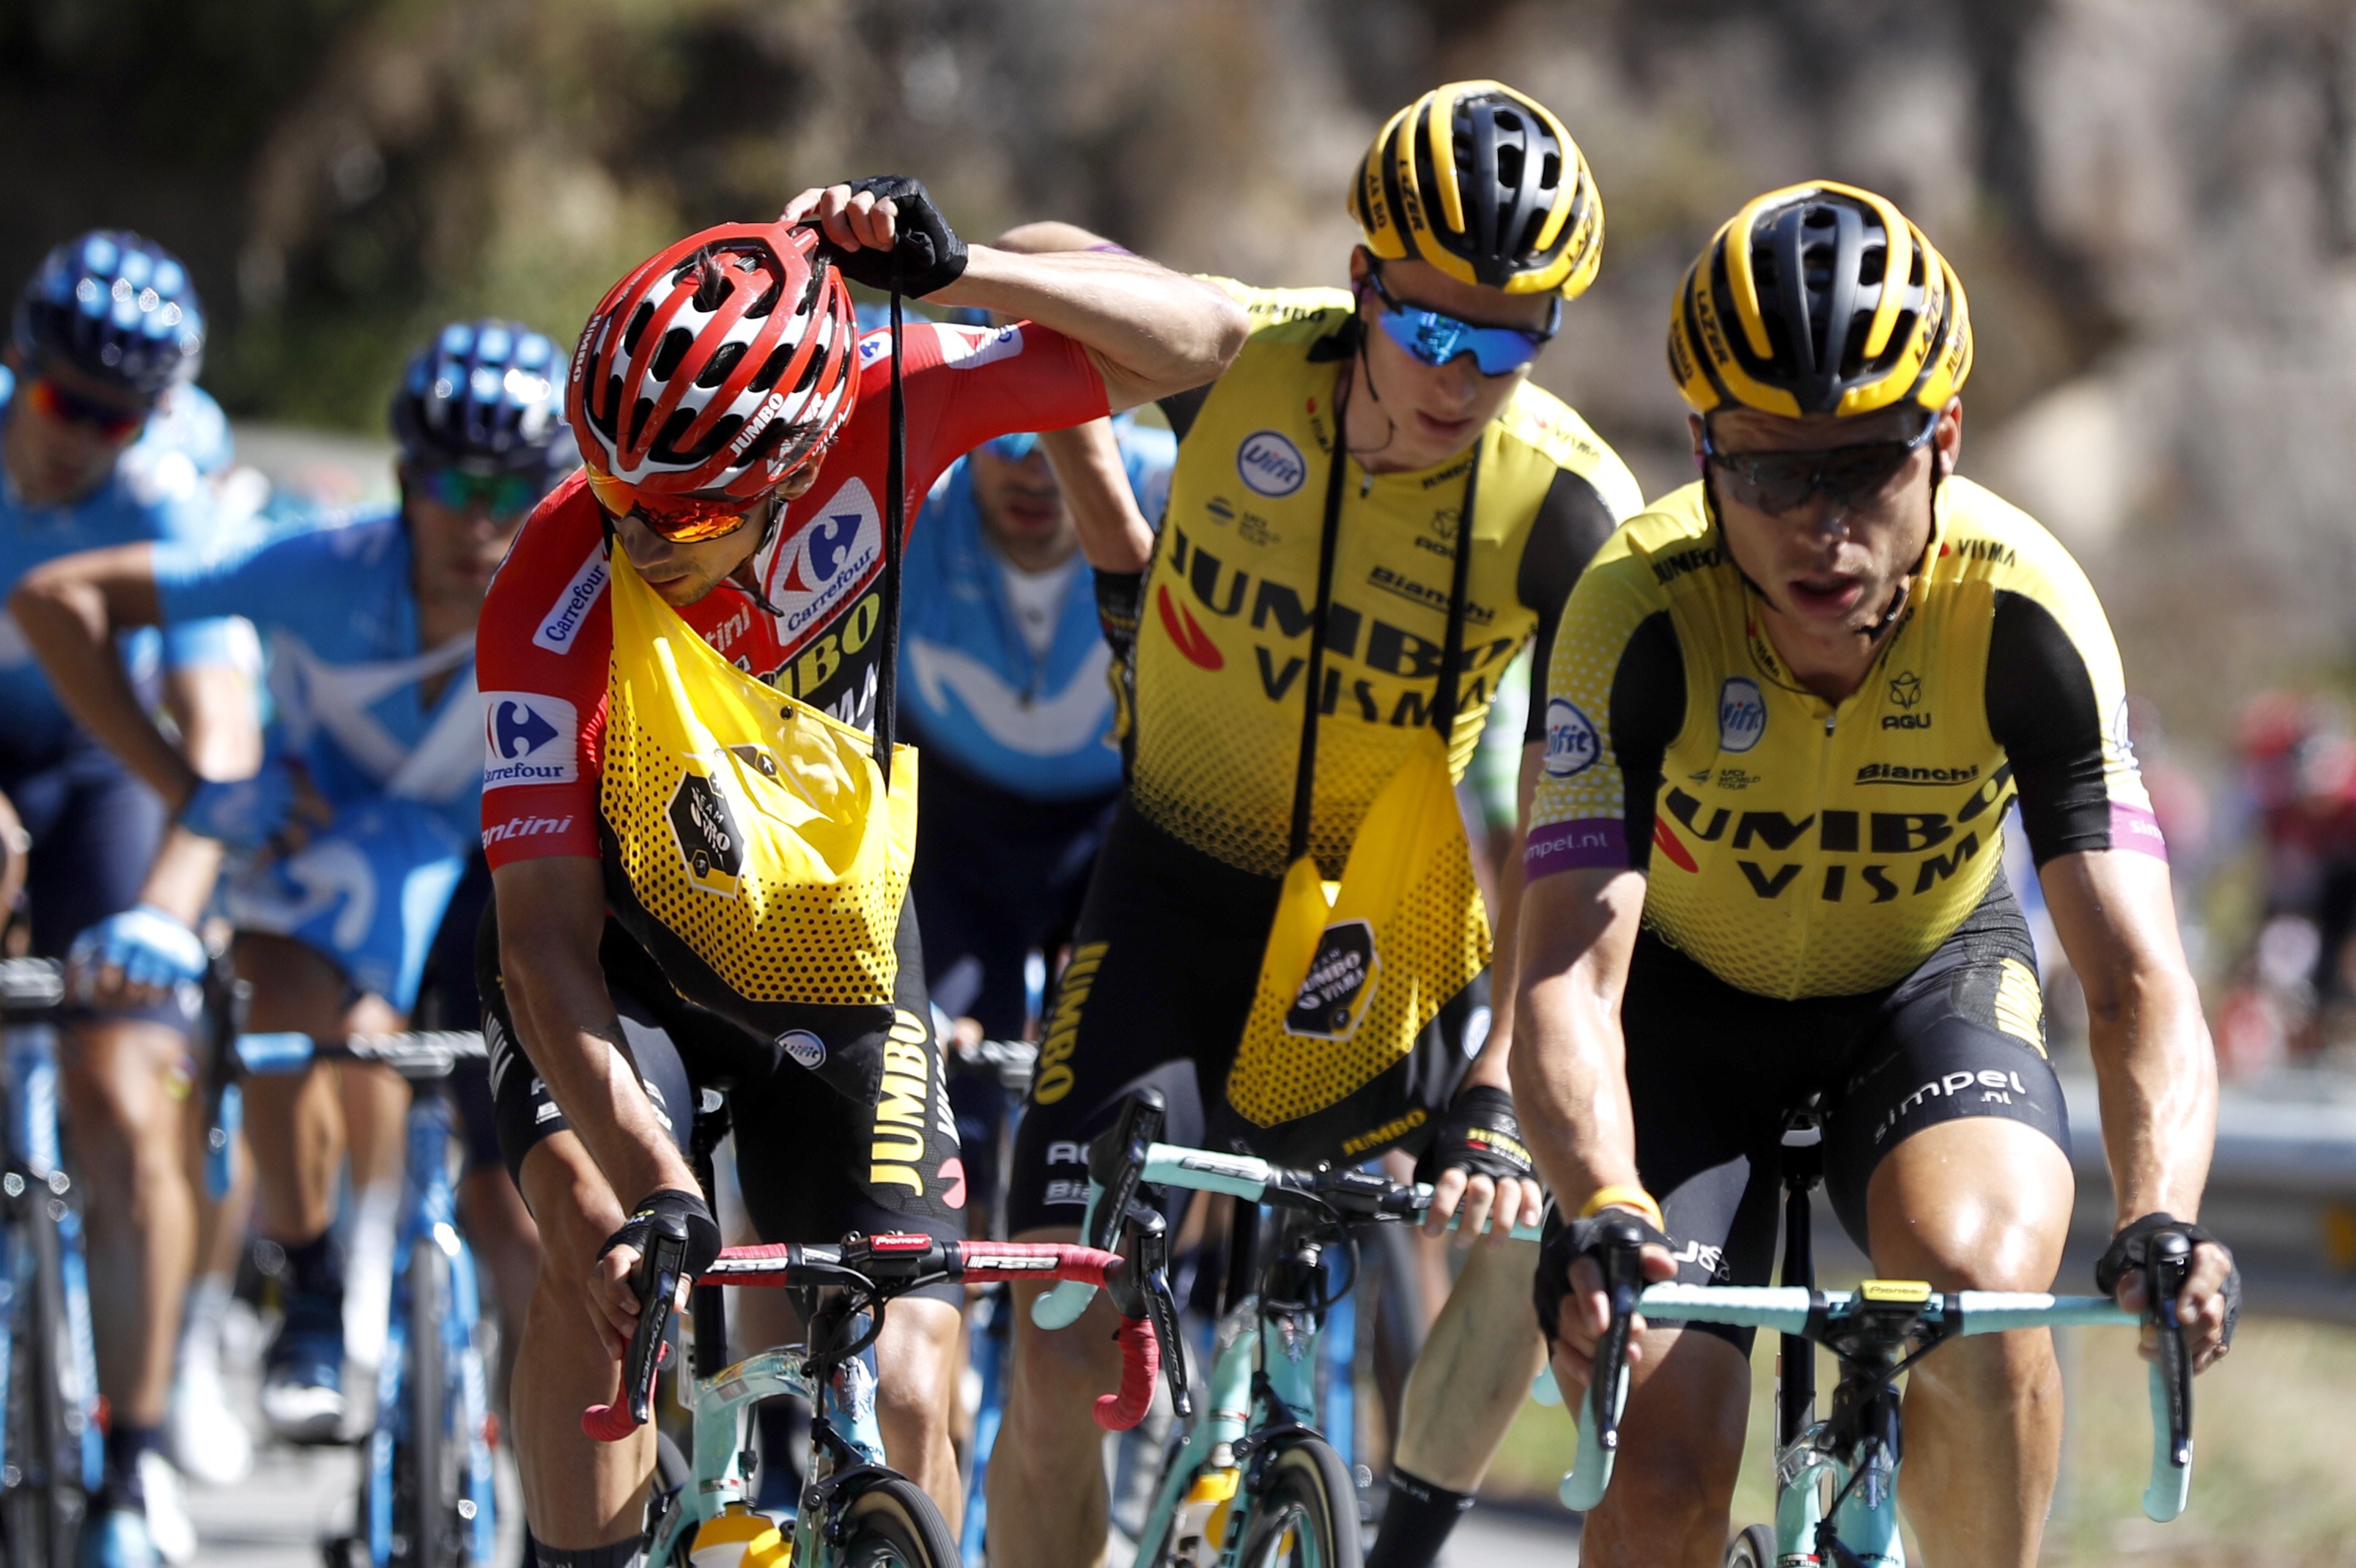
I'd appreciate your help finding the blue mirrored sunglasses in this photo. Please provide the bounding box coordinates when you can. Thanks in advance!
[1365,264,1558,376]
[983,431,1041,462]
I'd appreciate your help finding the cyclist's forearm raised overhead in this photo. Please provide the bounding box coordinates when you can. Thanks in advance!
[782,180,1247,411]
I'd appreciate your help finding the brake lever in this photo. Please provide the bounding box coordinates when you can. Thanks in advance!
[623,1225,690,1427]
[1589,1221,1644,1455]
[2142,1228,2194,1521]
[1133,1213,1191,1421]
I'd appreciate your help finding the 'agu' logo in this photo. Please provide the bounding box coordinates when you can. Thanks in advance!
[1237,430,1307,497]
[1718,677,1766,754]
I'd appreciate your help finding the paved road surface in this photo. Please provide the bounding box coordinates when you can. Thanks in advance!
[183,1444,1576,1567]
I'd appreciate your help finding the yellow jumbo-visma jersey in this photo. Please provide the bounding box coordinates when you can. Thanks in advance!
[1130,281,1644,879]
[1525,476,2165,999]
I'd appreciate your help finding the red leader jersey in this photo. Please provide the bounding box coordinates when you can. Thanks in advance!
[478,318,1109,867]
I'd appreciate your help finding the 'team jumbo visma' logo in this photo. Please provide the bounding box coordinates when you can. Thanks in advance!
[767,478,883,643]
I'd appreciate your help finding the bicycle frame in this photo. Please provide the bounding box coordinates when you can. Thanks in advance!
[645,1306,890,1568]
[367,1092,497,1567]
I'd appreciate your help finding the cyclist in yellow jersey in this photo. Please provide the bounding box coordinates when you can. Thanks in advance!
[994,82,1640,1568]
[1514,182,2238,1567]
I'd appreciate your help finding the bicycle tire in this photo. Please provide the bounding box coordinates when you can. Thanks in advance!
[4,1192,86,1568]
[1234,1436,1360,1568]
[1724,1523,1777,1568]
[838,1473,960,1568]
[399,1234,457,1568]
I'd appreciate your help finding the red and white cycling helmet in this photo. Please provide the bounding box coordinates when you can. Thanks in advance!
[568,221,859,539]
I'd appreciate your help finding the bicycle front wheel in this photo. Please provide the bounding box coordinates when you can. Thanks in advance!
[839,1474,960,1568]
[399,1234,457,1568]
[4,1188,89,1568]
[1235,1437,1360,1568]
[1724,1523,1777,1568]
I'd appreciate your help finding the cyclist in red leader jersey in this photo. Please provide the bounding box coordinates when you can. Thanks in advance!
[476,180,1244,1565]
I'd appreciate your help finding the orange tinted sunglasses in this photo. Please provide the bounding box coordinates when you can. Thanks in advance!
[586,468,761,544]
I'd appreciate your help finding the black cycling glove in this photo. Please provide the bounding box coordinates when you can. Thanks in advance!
[2094,1211,2240,1347]
[1532,1208,1671,1345]
[827,176,969,297]
[1416,1084,1538,1188]
[600,1188,724,1286]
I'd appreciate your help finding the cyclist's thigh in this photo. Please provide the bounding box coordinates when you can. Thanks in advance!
[419,856,504,1177]
[476,896,695,1191]
[224,797,469,1012]
[19,742,165,959]
[1615,931,1869,1356]
[1003,807,1270,1238]
[1823,890,2070,1251]
[728,906,964,1302]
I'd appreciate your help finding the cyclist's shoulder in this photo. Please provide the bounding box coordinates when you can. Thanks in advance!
[481,475,609,658]
[1573,482,1718,599]
[1930,476,2096,604]
[1491,382,1644,519]
[1199,277,1355,343]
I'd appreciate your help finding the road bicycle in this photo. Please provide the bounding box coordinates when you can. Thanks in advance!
[201,989,499,1568]
[936,1035,1036,1568]
[589,1203,1181,1568]
[1033,1089,1540,1568]
[1548,1103,2203,1568]
[0,959,102,1568]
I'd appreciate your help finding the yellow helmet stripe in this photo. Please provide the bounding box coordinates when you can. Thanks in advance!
[1422,89,1469,238]
[1358,103,1416,261]
[1690,234,1801,418]
[1721,188,1790,361]
[1815,180,1915,363]
[1512,86,1581,255]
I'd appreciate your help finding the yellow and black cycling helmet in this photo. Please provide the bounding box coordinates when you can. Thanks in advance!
[1348,80,1603,298]
[1669,180,1971,418]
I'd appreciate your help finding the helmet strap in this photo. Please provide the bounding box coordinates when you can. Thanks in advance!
[1344,277,1400,465]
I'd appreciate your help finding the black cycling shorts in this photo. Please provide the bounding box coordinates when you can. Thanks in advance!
[1620,874,2068,1354]
[476,891,964,1299]
[1005,804,1485,1238]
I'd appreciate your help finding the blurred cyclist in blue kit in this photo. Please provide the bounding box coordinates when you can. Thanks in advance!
[0,229,257,1567]
[15,317,570,1564]
[893,284,1173,1222]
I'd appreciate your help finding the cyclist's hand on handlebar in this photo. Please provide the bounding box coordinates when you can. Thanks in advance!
[1534,1210,1676,1386]
[594,1188,723,1358]
[1418,1084,1544,1249]
[2098,1213,2240,1373]
[67,904,205,1006]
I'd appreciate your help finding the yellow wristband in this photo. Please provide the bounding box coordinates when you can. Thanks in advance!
[1578,1184,1663,1231]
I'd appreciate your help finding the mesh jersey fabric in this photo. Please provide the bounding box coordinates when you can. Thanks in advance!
[1524,476,2165,999]
[1129,280,1642,880]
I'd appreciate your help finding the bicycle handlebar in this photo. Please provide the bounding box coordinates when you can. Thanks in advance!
[582,1237,1164,1443]
[1551,1260,2199,1521]
[234,1029,487,1081]
[1033,1129,1545,1332]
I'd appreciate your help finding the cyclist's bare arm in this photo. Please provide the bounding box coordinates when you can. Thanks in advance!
[1510,863,1674,1369]
[492,857,702,1343]
[783,184,1247,413]
[1426,740,1549,1243]
[2039,847,2232,1365]
[993,221,1167,573]
[12,542,202,810]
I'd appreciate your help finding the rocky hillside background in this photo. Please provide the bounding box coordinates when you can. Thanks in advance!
[9,0,2356,744]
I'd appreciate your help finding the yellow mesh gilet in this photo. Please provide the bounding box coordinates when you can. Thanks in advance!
[599,549,917,1008]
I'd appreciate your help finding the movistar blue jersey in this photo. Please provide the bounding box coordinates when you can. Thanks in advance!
[898,421,1174,799]
[154,508,482,1007]
[152,508,481,841]
[0,368,241,769]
